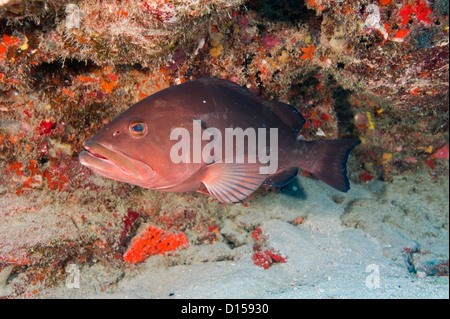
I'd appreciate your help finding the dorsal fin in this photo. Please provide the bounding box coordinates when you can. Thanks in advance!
[261,100,305,134]
[205,78,305,134]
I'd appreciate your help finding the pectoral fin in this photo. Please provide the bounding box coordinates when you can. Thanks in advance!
[201,162,267,203]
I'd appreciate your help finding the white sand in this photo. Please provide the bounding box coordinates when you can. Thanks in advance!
[34,171,448,299]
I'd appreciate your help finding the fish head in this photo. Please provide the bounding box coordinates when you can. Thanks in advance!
[79,97,196,189]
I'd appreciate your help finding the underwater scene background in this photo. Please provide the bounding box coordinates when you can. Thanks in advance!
[0,0,448,298]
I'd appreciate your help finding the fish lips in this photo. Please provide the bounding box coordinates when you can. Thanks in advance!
[79,140,153,184]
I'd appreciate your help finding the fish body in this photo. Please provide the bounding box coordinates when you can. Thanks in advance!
[79,78,360,203]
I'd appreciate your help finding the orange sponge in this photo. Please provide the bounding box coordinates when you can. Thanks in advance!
[123,225,189,264]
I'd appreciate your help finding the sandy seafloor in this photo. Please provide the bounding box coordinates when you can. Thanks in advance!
[24,169,447,299]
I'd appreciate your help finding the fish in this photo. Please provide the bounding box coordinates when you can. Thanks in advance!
[79,78,360,203]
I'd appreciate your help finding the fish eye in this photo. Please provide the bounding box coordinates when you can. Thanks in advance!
[128,122,148,137]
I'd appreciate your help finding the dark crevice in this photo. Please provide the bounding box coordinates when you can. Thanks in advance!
[247,0,323,42]
[331,86,359,139]
[31,58,97,90]
[248,0,314,24]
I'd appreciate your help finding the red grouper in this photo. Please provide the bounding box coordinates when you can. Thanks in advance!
[79,78,360,203]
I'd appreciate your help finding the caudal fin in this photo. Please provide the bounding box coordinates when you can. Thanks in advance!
[299,139,360,192]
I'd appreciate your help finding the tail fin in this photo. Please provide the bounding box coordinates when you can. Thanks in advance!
[299,139,360,192]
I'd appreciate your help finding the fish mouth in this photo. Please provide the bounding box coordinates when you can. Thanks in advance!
[79,140,153,184]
